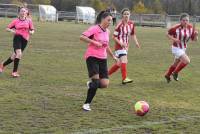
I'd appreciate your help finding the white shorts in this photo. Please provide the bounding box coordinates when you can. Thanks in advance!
[115,49,128,58]
[172,46,186,59]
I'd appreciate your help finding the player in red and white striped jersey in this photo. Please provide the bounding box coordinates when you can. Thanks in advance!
[108,8,140,84]
[165,13,198,83]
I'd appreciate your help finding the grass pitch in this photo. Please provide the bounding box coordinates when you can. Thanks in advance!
[0,19,200,133]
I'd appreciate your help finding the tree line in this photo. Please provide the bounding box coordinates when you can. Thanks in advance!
[0,0,200,15]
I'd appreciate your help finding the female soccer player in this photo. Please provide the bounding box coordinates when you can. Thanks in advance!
[0,7,34,77]
[165,13,198,83]
[80,11,117,111]
[108,8,140,84]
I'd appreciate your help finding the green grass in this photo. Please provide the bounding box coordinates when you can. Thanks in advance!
[0,18,200,133]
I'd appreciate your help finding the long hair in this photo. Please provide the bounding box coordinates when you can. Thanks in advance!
[95,11,112,24]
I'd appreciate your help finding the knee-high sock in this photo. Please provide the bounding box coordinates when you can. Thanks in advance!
[165,65,176,77]
[121,63,127,80]
[174,62,188,74]
[13,58,20,72]
[3,57,13,67]
[85,79,100,104]
[108,64,120,75]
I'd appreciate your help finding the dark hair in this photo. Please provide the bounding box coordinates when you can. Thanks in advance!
[121,8,130,15]
[95,11,112,24]
[180,13,189,21]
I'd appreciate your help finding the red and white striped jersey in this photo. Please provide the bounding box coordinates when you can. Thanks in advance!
[113,20,135,50]
[168,24,195,49]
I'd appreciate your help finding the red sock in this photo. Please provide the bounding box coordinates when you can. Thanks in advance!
[108,64,120,75]
[121,63,127,80]
[174,62,188,73]
[165,65,176,77]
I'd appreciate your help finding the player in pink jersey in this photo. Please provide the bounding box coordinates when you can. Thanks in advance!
[0,8,34,77]
[165,13,198,83]
[80,11,117,111]
[108,8,141,84]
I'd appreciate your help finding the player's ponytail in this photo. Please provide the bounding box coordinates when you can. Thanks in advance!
[95,11,112,24]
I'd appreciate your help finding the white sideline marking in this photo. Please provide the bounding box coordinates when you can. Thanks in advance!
[71,115,200,134]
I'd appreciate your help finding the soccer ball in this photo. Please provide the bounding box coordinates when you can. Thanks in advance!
[134,101,149,116]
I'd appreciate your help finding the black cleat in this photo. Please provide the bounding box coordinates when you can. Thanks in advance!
[172,73,179,81]
[164,75,171,83]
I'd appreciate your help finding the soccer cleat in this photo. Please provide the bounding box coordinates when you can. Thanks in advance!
[82,103,91,111]
[122,77,133,84]
[11,72,20,78]
[172,72,179,81]
[164,75,171,83]
[0,64,4,73]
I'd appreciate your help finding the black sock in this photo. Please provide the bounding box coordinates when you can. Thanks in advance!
[85,79,100,104]
[85,88,98,104]
[13,58,20,72]
[3,57,13,67]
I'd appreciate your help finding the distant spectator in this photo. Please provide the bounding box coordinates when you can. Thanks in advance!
[111,8,117,25]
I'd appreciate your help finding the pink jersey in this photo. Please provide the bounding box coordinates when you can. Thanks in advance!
[168,24,195,49]
[7,18,34,41]
[82,25,110,59]
[113,20,135,50]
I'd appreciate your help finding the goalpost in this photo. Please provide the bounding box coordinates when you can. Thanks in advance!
[76,6,95,24]
[39,5,57,22]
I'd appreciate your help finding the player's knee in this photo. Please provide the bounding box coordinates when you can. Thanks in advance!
[100,81,109,88]
[101,83,109,88]
[15,51,22,59]
[121,59,128,64]
[116,61,121,66]
[183,58,190,64]
[186,59,190,64]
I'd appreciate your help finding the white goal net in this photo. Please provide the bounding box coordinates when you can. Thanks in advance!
[76,6,95,24]
[39,5,57,22]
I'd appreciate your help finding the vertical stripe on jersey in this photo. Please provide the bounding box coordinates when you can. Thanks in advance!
[121,24,125,44]
[178,28,182,49]
[125,25,129,44]
[116,22,122,41]
[180,29,185,49]
[120,26,124,43]
[183,29,187,48]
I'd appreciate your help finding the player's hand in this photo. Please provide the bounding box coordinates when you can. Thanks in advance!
[120,42,127,49]
[113,55,118,62]
[93,41,103,48]
[173,38,181,44]
[29,30,34,35]
[194,30,198,36]
[11,29,16,34]
[136,43,141,49]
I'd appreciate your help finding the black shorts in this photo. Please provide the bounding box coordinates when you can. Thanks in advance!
[86,57,108,79]
[13,35,28,52]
